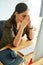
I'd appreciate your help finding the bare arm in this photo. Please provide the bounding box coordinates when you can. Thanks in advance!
[13,16,29,47]
[27,16,33,40]
[13,27,23,47]
[28,27,33,40]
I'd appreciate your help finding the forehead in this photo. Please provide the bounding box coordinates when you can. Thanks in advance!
[19,10,29,15]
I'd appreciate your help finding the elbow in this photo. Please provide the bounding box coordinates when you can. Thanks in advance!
[29,35,33,40]
[29,32,33,40]
[29,38,33,40]
[30,37,33,40]
[12,42,18,47]
[30,36,33,40]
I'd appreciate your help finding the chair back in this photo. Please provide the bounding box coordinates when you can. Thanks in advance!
[0,21,4,40]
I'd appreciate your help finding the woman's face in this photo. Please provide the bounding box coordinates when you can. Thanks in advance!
[15,10,29,23]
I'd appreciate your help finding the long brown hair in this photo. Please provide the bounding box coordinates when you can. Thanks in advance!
[10,3,28,35]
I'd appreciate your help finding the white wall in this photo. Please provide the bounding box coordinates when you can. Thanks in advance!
[0,0,42,28]
[29,0,42,28]
[0,0,30,20]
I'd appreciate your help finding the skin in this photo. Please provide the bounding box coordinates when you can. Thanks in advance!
[13,10,33,47]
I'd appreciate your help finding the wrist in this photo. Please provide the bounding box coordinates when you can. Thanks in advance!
[27,25,33,30]
[20,26,24,32]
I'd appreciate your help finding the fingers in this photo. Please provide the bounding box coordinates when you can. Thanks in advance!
[26,15,31,24]
[20,15,31,29]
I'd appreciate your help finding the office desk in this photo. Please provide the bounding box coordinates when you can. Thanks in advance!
[0,40,43,65]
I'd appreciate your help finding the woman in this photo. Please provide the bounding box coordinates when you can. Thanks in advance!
[0,2,33,49]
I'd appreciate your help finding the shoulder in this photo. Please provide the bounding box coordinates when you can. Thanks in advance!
[4,19,12,28]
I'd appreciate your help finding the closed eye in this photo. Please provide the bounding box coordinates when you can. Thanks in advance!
[22,15,26,17]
